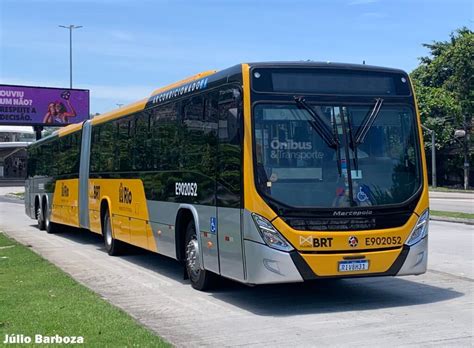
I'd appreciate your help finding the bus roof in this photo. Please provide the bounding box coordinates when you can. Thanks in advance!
[246,61,407,74]
[63,61,408,129]
[90,70,219,126]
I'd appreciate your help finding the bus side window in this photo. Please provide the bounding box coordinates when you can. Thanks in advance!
[151,102,178,171]
[217,86,242,207]
[100,122,115,172]
[116,117,133,172]
[90,126,100,173]
[133,112,149,171]
[181,96,206,171]
[202,91,218,198]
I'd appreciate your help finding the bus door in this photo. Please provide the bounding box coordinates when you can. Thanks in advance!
[216,86,244,281]
[79,120,92,229]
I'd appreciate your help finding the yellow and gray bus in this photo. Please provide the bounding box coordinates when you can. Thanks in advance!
[25,62,429,290]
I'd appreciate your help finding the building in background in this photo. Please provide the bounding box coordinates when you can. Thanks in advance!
[0,126,36,179]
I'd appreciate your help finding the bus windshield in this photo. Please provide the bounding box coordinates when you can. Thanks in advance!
[253,103,421,208]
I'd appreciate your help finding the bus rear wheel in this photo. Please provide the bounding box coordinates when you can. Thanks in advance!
[37,204,45,230]
[103,210,123,256]
[184,220,215,291]
[44,204,60,234]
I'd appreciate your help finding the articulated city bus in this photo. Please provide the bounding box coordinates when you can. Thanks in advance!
[25,62,429,290]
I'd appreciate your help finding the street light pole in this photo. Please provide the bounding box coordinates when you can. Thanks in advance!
[59,25,83,89]
[422,125,437,188]
[454,116,471,190]
[463,115,470,190]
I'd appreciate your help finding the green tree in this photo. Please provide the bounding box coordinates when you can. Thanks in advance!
[413,83,461,149]
[410,27,473,186]
[411,27,473,148]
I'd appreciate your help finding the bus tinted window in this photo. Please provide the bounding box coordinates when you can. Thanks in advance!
[150,102,179,170]
[252,68,411,96]
[217,87,242,207]
[133,112,151,171]
[117,117,132,171]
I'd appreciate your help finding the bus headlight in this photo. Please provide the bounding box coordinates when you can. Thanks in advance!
[405,209,429,246]
[251,213,294,252]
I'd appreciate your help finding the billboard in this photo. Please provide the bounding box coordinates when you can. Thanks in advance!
[0,84,90,126]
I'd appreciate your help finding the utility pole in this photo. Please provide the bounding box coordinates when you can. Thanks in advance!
[463,115,470,190]
[422,125,437,188]
[59,25,83,89]
[454,115,471,190]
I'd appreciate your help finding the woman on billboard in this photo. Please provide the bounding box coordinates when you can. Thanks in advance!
[43,91,77,124]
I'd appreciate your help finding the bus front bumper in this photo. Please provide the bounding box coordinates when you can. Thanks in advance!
[244,237,427,284]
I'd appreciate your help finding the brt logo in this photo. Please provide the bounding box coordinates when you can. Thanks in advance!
[61,183,69,197]
[119,183,132,204]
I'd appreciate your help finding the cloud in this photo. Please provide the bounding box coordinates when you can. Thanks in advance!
[0,76,155,112]
[81,84,154,101]
[360,12,386,18]
[349,0,379,5]
[108,30,134,42]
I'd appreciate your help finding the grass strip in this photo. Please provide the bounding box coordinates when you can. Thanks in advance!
[8,192,25,199]
[430,210,474,220]
[429,186,474,193]
[0,232,170,347]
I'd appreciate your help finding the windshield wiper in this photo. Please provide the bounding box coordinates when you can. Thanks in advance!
[294,96,338,148]
[345,108,359,171]
[331,113,342,175]
[354,98,384,145]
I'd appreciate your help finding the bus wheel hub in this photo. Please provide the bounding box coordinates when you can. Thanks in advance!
[186,238,200,276]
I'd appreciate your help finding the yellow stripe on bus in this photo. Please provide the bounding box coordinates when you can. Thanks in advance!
[88,178,157,252]
[58,123,83,137]
[241,63,278,221]
[150,70,217,96]
[91,99,148,126]
[51,179,80,227]
[410,75,430,216]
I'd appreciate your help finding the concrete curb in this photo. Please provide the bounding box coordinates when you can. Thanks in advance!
[430,216,474,225]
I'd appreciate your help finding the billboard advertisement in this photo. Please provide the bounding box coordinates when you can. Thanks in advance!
[0,85,90,126]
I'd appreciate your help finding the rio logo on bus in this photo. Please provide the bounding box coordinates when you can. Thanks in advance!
[61,183,69,197]
[119,183,132,204]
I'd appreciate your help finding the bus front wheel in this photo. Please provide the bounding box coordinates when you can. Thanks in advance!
[184,220,215,291]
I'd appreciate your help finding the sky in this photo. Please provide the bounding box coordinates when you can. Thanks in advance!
[0,0,472,114]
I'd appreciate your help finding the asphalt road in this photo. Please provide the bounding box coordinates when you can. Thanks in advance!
[429,191,474,214]
[0,191,473,347]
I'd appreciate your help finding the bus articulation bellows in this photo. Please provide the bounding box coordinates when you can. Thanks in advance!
[25,62,429,290]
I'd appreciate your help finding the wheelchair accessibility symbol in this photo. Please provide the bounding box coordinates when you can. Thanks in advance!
[210,217,217,234]
[357,187,369,202]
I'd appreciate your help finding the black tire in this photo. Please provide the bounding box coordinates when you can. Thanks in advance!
[44,203,60,234]
[36,203,45,230]
[184,220,215,291]
[103,210,123,256]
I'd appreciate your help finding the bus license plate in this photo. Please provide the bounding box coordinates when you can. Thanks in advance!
[338,260,369,272]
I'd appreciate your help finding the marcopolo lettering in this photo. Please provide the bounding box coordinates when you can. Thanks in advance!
[333,210,373,217]
[175,182,198,197]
